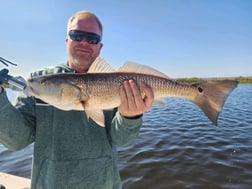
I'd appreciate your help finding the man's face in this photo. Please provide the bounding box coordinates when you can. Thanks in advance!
[66,15,103,73]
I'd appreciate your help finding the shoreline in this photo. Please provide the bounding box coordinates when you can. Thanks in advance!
[175,76,252,84]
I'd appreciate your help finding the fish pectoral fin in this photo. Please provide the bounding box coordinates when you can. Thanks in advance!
[85,109,105,127]
[118,62,169,79]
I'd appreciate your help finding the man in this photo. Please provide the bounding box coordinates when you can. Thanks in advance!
[0,11,154,189]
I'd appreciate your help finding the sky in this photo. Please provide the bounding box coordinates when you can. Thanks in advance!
[0,0,251,78]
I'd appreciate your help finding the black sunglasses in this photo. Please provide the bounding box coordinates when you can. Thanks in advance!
[68,30,101,44]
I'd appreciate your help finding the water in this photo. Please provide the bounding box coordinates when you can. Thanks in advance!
[1,84,252,189]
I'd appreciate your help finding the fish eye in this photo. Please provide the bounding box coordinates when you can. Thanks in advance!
[40,80,46,86]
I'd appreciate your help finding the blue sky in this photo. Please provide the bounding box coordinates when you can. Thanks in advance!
[0,0,251,78]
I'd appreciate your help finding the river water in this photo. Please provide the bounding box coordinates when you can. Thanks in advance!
[1,84,252,189]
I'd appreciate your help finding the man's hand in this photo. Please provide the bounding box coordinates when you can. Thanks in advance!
[118,80,154,118]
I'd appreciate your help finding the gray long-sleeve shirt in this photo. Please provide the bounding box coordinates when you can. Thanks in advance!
[0,64,142,189]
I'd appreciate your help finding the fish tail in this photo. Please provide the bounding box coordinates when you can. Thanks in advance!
[191,80,238,125]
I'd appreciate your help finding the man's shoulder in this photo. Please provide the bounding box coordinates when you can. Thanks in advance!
[30,63,74,77]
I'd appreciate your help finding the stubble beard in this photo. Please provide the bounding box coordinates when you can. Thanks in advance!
[72,56,92,73]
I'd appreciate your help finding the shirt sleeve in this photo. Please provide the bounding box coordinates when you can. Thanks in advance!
[108,111,142,146]
[0,91,36,150]
[0,64,73,151]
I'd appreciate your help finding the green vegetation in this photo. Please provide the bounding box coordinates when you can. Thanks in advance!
[234,76,252,84]
[175,77,204,84]
[175,76,252,84]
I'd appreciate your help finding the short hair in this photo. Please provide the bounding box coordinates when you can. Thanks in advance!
[67,11,103,35]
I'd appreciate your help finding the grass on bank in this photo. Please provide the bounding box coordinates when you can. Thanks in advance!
[175,76,252,84]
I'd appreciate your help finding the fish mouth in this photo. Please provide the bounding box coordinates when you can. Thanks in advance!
[25,78,38,96]
[26,86,39,96]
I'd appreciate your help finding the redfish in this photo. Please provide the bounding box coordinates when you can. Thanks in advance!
[25,58,238,127]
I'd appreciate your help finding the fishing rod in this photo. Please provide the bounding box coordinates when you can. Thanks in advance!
[0,56,26,91]
[0,56,17,66]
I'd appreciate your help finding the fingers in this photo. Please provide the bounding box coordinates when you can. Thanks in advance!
[125,80,143,111]
[124,80,137,109]
[119,80,154,117]
[141,82,154,109]
[119,84,128,109]
[119,80,137,113]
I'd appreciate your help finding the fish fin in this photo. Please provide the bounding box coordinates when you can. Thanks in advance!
[85,109,105,127]
[81,99,105,127]
[191,80,238,126]
[88,57,115,73]
[118,61,169,79]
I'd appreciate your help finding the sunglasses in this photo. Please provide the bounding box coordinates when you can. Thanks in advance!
[68,30,101,44]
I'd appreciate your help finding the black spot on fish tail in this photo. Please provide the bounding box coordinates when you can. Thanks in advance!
[191,80,238,126]
[198,86,203,93]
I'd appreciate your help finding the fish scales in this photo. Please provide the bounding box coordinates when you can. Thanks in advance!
[61,72,199,109]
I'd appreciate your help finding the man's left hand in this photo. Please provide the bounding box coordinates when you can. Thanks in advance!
[118,80,154,118]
